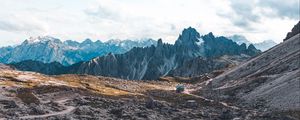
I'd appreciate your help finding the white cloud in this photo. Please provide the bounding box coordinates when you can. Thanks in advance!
[0,15,48,33]
[0,0,298,47]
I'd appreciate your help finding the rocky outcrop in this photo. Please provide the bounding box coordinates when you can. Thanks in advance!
[206,31,300,111]
[284,21,300,41]
[202,33,259,58]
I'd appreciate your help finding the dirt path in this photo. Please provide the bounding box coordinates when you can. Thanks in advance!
[19,99,75,119]
[183,88,241,110]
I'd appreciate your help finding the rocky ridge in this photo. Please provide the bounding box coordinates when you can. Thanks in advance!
[0,37,156,66]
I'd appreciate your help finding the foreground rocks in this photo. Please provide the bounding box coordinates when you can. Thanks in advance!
[0,76,260,120]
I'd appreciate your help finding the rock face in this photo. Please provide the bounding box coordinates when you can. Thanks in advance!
[175,27,203,52]
[0,36,156,66]
[284,21,300,41]
[202,33,259,57]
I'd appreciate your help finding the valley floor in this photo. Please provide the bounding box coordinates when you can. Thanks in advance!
[0,68,297,120]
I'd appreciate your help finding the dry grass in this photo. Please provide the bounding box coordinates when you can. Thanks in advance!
[53,74,177,97]
[0,81,16,87]
[1,70,180,99]
[16,88,40,104]
[54,75,142,96]
[159,76,210,84]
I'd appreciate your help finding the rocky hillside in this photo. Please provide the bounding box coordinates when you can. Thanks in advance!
[194,31,300,119]
[0,36,156,65]
[168,55,250,77]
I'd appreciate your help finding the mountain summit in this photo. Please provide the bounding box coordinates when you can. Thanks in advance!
[229,35,277,51]
[175,27,202,48]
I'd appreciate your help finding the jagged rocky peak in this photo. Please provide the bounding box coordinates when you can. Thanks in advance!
[240,43,247,50]
[247,44,256,50]
[201,32,216,41]
[82,38,93,44]
[284,21,300,41]
[207,32,214,37]
[157,38,163,46]
[63,40,80,47]
[24,36,61,44]
[95,40,103,44]
[175,27,201,47]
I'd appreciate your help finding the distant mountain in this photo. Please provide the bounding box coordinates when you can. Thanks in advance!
[253,40,277,51]
[10,60,66,75]
[12,27,261,80]
[229,35,277,51]
[0,46,13,59]
[228,35,252,45]
[0,37,156,65]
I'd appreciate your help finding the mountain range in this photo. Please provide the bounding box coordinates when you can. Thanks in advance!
[0,22,299,120]
[0,37,156,66]
[10,27,261,80]
[228,35,277,51]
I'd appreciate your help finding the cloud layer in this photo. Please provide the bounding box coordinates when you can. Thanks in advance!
[0,0,299,46]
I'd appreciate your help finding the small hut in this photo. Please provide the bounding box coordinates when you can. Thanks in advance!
[176,84,185,93]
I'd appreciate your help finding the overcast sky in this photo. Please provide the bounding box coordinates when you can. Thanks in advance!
[0,0,299,46]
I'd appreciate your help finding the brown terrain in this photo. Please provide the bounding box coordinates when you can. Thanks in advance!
[0,64,277,120]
